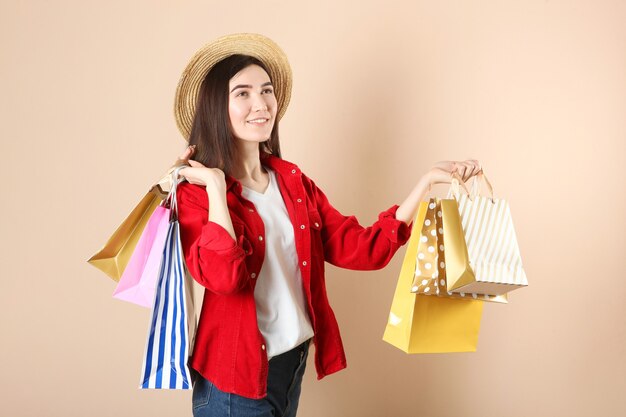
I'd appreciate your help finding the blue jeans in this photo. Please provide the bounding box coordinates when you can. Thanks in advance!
[192,339,311,417]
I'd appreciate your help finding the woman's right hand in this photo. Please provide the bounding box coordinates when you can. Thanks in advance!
[172,145,227,194]
[174,146,235,238]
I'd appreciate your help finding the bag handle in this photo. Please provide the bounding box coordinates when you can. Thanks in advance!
[163,165,190,221]
[469,170,495,203]
[154,158,192,195]
[154,173,171,195]
[447,171,471,200]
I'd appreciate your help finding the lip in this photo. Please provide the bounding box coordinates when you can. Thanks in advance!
[247,117,271,126]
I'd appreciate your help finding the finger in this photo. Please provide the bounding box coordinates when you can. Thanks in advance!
[188,160,204,167]
[180,145,197,159]
[459,162,474,182]
[467,159,481,174]
[474,160,483,175]
[464,162,475,182]
[462,161,475,180]
[178,148,193,160]
[464,160,480,181]
[455,163,467,180]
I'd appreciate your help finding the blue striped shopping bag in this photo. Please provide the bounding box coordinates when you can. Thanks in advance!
[139,166,194,390]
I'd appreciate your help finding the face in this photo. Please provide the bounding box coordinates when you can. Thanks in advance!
[228,64,277,144]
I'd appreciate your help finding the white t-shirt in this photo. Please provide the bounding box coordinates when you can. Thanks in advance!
[240,167,315,359]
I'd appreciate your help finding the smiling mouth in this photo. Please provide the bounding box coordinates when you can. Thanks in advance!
[247,118,270,125]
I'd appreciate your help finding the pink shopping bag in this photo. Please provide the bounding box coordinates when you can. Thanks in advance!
[112,205,170,307]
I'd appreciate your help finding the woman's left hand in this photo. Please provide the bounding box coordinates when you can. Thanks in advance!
[395,159,482,225]
[427,159,482,186]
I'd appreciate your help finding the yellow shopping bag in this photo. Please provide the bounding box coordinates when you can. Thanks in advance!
[383,201,483,353]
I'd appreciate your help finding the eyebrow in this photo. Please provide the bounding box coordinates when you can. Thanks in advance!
[230,81,273,93]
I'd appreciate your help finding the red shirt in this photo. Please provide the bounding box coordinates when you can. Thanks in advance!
[176,152,412,399]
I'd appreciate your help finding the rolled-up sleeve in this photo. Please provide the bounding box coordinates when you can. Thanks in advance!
[310,178,413,270]
[177,184,251,294]
[197,221,243,256]
[377,204,412,245]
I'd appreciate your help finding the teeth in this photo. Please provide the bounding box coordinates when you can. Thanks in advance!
[248,119,268,124]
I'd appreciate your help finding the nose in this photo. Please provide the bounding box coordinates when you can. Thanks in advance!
[254,102,268,112]
[252,95,269,112]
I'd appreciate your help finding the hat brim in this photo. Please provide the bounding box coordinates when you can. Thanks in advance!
[174,33,292,142]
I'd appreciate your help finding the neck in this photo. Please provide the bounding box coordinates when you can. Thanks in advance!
[231,141,267,182]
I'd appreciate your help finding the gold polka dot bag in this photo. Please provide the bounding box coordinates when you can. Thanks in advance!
[411,198,508,303]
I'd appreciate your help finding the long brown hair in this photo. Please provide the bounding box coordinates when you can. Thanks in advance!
[188,54,282,175]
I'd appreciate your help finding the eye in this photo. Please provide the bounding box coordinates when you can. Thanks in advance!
[262,88,274,94]
[236,91,248,97]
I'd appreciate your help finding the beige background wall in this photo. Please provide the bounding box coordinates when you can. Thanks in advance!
[1,0,624,416]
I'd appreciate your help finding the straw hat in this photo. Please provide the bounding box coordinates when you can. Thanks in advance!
[173,33,292,141]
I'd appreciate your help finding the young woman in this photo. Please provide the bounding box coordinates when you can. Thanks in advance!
[172,33,481,417]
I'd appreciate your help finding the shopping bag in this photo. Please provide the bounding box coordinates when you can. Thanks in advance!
[411,198,507,304]
[112,205,170,307]
[139,166,196,390]
[445,172,528,295]
[87,174,170,281]
[383,200,484,353]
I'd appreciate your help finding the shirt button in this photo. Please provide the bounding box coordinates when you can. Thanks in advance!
[302,261,307,266]
[391,229,395,233]
[314,222,319,228]
[251,272,257,279]
[297,198,302,203]
[291,169,296,174]
[249,208,254,212]
[261,344,266,350]
[300,224,306,229]
[258,235,263,241]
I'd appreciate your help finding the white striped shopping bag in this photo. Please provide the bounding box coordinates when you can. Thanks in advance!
[446,172,528,296]
[139,166,195,390]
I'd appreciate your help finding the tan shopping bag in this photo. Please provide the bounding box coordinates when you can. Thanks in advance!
[87,175,169,281]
